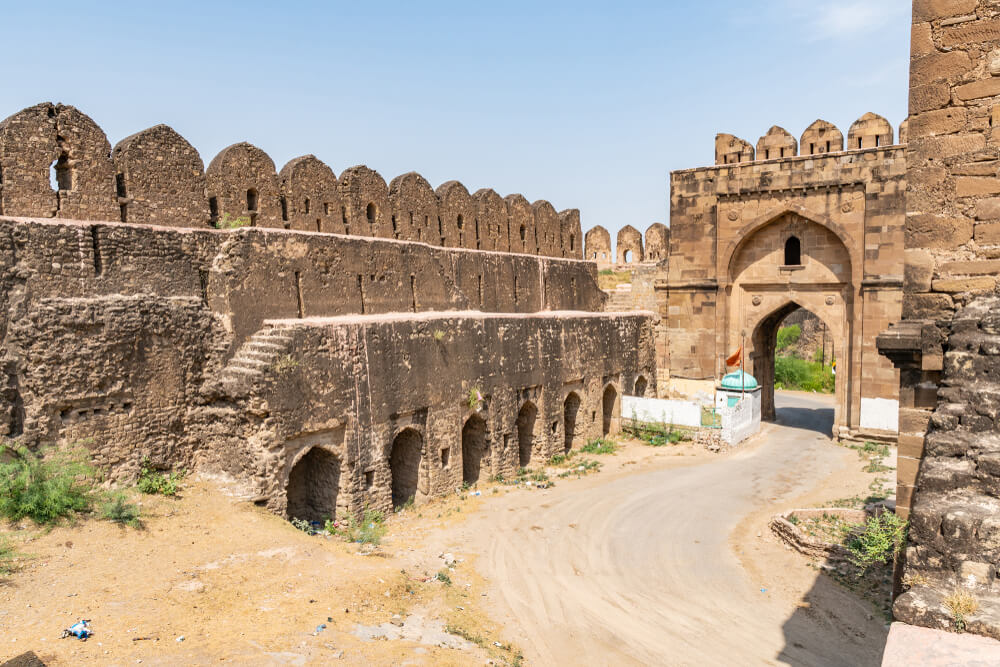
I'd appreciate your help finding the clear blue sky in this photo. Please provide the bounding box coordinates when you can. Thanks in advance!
[2,1,910,244]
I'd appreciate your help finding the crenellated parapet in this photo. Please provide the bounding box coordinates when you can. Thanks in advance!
[0,102,582,258]
[713,113,906,165]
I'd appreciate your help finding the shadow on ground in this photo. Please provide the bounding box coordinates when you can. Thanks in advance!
[772,400,891,666]
[775,405,835,437]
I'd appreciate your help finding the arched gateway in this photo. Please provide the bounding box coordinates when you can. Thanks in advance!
[664,135,905,439]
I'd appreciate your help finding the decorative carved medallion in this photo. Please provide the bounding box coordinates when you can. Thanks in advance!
[825,296,835,305]
[752,295,762,306]
[841,201,853,213]
[727,209,740,221]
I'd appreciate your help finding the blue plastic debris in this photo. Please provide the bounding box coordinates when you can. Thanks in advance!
[61,619,92,640]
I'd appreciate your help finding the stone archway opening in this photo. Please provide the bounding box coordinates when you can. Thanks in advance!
[633,376,648,397]
[389,428,422,509]
[564,392,581,453]
[602,385,618,436]
[286,447,340,523]
[462,413,488,485]
[516,402,537,468]
[750,303,837,435]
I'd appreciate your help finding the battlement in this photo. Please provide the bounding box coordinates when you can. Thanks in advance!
[713,113,904,165]
[0,102,581,259]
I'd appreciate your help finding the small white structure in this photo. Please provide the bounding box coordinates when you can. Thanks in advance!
[715,370,762,446]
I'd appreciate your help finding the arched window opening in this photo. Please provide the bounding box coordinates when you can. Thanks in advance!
[519,224,526,242]
[280,196,289,221]
[563,392,581,454]
[784,236,801,266]
[516,402,537,468]
[569,234,575,251]
[304,198,310,215]
[366,202,376,225]
[389,428,422,509]
[634,376,648,397]
[456,214,464,230]
[209,197,219,224]
[462,414,488,485]
[624,250,633,263]
[246,188,259,212]
[286,447,341,524]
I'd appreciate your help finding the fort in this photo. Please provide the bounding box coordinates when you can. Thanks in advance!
[6,0,1000,652]
[0,101,652,519]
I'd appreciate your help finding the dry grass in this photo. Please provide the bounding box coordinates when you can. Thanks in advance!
[598,270,632,290]
[944,589,979,632]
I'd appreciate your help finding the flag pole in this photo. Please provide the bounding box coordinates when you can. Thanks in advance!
[741,331,746,398]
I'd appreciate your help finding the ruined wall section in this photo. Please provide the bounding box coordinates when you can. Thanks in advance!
[616,225,644,264]
[0,102,580,257]
[112,125,209,227]
[873,0,1000,637]
[389,172,437,244]
[278,155,341,234]
[645,223,669,262]
[206,142,282,229]
[230,311,655,517]
[505,194,536,255]
[436,180,476,249]
[559,208,582,259]
[585,225,611,262]
[0,103,117,221]
[891,297,1000,637]
[475,188,507,252]
[0,215,611,488]
[533,200,561,257]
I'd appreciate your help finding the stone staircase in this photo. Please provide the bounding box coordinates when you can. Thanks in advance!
[217,324,296,393]
[604,285,633,312]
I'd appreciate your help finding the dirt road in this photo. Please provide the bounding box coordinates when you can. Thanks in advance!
[460,392,888,666]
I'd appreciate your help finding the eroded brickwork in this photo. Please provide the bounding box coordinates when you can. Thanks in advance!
[0,213,642,518]
[0,102,581,258]
[585,225,611,262]
[112,125,209,227]
[875,0,1000,636]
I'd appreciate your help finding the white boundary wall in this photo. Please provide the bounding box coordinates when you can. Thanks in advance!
[622,396,702,428]
[860,397,899,432]
[720,392,761,445]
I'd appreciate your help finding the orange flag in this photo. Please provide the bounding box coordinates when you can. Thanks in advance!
[725,344,742,368]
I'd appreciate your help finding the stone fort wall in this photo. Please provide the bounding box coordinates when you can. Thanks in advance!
[0,101,653,520]
[876,0,1000,636]
[0,102,582,259]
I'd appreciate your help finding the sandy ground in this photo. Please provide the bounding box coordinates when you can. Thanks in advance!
[1,391,889,666]
[450,391,891,666]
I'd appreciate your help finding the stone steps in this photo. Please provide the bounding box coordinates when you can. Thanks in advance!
[218,326,295,389]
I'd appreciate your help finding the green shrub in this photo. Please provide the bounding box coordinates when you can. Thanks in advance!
[341,508,387,545]
[774,355,834,393]
[0,443,96,524]
[435,569,452,585]
[217,213,251,229]
[847,512,907,574]
[776,324,801,351]
[100,492,142,528]
[137,459,183,496]
[581,438,617,455]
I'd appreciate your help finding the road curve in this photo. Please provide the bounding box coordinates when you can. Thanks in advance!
[461,392,886,666]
